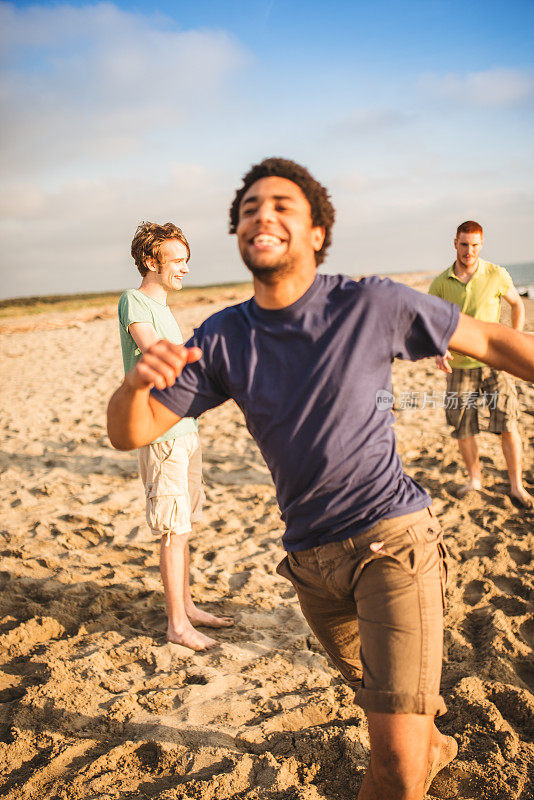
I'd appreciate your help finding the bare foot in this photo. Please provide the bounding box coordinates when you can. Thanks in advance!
[510,487,534,509]
[186,603,234,629]
[167,622,219,652]
[455,479,482,499]
[425,732,458,792]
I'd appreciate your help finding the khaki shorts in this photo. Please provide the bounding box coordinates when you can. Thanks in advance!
[138,431,204,542]
[446,367,519,439]
[277,508,448,716]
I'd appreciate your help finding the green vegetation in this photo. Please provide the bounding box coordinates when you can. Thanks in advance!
[0,292,122,318]
[0,282,252,319]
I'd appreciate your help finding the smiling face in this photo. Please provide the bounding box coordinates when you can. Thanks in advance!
[454,231,483,270]
[236,176,325,283]
[150,239,189,291]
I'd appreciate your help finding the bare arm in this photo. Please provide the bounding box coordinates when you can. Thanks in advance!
[502,287,526,331]
[107,340,202,450]
[448,313,534,382]
[429,285,454,373]
[129,321,160,352]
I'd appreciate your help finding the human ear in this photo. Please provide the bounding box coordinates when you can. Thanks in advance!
[312,226,326,252]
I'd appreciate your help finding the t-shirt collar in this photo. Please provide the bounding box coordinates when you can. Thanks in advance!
[251,272,323,320]
[447,258,486,283]
[135,287,168,307]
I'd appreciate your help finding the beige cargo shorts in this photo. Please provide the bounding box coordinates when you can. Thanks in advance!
[138,431,204,543]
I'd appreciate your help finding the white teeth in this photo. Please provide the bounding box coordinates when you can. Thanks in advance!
[253,234,282,245]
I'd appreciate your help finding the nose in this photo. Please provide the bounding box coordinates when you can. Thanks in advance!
[254,200,276,224]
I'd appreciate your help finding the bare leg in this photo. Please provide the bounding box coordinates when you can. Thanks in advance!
[501,429,533,507]
[159,533,218,651]
[182,535,233,628]
[357,712,433,799]
[456,436,482,496]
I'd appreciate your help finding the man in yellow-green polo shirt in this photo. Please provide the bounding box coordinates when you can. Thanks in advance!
[429,220,532,508]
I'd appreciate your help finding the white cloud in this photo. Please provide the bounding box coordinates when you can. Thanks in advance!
[0,2,250,179]
[327,164,534,276]
[0,3,532,300]
[0,167,249,299]
[419,67,534,107]
[329,108,415,138]
[0,2,253,298]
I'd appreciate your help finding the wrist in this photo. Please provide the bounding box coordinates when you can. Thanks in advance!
[124,367,153,392]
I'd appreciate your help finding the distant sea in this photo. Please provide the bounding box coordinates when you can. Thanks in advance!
[505,262,534,298]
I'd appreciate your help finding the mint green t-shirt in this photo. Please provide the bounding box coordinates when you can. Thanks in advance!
[118,289,197,443]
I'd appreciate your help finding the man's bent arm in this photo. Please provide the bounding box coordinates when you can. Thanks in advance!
[449,313,534,382]
[502,288,526,332]
[107,339,201,450]
[108,384,180,450]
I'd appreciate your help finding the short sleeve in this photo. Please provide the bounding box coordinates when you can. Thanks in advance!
[150,329,230,419]
[118,291,153,330]
[391,282,460,361]
[497,267,514,296]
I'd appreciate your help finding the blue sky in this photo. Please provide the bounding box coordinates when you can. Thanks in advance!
[1,0,533,299]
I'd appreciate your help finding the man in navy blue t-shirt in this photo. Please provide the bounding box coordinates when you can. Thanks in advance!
[108,158,534,800]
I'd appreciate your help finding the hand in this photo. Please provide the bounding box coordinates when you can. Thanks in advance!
[436,350,453,373]
[125,340,202,391]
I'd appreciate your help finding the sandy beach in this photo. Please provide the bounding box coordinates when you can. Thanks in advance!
[0,274,533,800]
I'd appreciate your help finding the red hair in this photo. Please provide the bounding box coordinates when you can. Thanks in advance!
[456,220,483,238]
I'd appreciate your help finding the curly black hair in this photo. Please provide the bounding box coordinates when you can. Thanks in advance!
[229,157,335,266]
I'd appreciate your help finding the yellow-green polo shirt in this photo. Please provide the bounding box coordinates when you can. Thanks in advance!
[428,259,514,369]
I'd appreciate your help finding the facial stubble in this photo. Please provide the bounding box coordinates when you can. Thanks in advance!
[240,248,297,286]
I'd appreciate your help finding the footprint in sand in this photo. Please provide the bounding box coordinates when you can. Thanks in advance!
[462,579,487,606]
[507,545,532,566]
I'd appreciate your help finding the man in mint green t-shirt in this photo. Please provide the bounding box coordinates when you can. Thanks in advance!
[118,222,233,650]
[429,220,531,507]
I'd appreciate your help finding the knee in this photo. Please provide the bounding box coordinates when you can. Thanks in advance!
[159,530,191,548]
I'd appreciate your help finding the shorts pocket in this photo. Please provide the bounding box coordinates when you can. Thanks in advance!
[144,440,188,498]
[368,520,442,578]
[276,555,292,581]
[157,440,175,462]
[437,539,450,608]
[371,532,424,576]
[146,495,192,535]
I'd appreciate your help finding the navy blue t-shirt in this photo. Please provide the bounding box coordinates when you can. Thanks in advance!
[152,274,459,551]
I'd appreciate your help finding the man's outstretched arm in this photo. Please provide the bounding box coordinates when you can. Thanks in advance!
[107,340,202,450]
[449,313,534,382]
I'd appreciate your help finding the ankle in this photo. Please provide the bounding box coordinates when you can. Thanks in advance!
[167,618,192,634]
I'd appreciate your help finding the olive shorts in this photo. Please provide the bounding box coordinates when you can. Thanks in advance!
[277,508,448,716]
[138,431,204,543]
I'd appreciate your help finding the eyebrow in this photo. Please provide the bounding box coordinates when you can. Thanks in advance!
[241,193,295,206]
